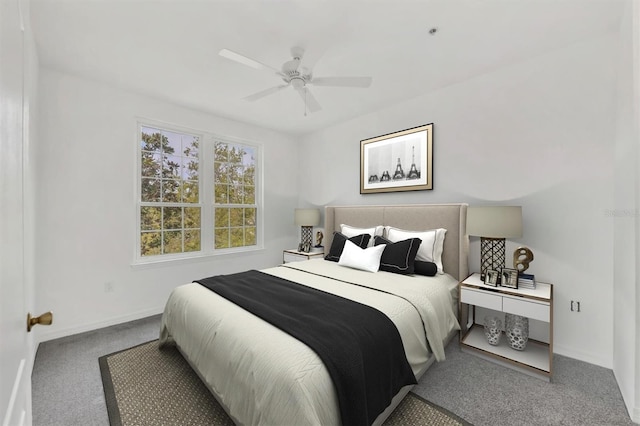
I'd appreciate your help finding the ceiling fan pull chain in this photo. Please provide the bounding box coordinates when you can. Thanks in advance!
[304,88,307,117]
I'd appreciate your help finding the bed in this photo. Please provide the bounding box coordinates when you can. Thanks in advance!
[159,203,469,425]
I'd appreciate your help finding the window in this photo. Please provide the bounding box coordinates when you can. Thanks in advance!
[136,122,261,263]
[213,140,257,249]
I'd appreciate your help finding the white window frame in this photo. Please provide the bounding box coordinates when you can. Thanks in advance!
[133,119,263,266]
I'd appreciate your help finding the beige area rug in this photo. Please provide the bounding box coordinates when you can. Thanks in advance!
[99,340,471,426]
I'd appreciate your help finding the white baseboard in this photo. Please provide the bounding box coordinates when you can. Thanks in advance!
[34,306,164,345]
[553,343,612,369]
[614,366,640,424]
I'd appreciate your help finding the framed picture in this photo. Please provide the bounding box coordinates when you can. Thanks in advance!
[500,268,519,289]
[484,269,499,287]
[360,123,433,194]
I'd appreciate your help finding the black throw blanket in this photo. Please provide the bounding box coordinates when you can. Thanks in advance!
[195,270,416,426]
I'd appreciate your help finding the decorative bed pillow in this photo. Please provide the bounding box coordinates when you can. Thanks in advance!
[338,240,386,273]
[373,236,422,275]
[384,226,447,274]
[414,260,438,277]
[340,224,384,247]
[325,232,371,262]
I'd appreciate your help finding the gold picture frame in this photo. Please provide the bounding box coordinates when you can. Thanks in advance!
[360,123,433,194]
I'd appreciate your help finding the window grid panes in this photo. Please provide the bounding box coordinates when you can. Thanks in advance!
[137,124,261,261]
[139,126,201,257]
[213,141,257,250]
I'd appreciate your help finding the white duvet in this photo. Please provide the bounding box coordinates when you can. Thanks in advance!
[159,259,460,426]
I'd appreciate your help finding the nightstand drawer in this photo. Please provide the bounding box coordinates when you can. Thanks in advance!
[283,252,307,263]
[503,297,549,322]
[460,288,502,311]
[283,250,324,263]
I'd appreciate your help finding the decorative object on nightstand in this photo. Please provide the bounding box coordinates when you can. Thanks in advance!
[466,206,523,280]
[483,316,502,346]
[310,230,324,253]
[294,208,320,253]
[484,269,499,287]
[514,246,535,288]
[513,246,534,272]
[505,313,529,351]
[500,267,519,289]
[518,273,536,289]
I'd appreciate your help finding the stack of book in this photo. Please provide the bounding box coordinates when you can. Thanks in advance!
[518,273,536,289]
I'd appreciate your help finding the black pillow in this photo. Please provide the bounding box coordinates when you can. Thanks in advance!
[324,232,371,262]
[414,260,438,277]
[374,236,422,275]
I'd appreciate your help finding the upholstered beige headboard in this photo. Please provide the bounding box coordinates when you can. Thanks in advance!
[324,204,469,281]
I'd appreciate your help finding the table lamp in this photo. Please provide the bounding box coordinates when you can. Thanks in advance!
[294,208,320,253]
[467,206,522,280]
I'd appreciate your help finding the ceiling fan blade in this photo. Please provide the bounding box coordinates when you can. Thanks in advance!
[219,48,284,76]
[244,85,289,102]
[311,76,372,88]
[296,87,322,113]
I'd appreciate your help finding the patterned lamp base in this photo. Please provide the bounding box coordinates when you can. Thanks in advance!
[299,225,313,252]
[480,237,506,279]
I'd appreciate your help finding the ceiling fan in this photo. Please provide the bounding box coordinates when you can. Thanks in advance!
[219,47,373,113]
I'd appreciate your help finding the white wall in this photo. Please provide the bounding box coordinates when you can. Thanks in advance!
[613,1,640,422]
[299,34,618,367]
[34,69,299,341]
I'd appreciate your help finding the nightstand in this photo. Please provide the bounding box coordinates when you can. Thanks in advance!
[282,249,324,264]
[459,273,553,380]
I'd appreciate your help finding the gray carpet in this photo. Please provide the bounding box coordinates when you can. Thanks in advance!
[32,315,162,426]
[414,342,634,426]
[32,315,634,426]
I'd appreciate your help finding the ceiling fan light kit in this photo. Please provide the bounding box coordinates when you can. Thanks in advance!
[219,47,372,114]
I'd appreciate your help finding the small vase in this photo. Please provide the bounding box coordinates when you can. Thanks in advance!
[483,316,502,346]
[505,313,529,351]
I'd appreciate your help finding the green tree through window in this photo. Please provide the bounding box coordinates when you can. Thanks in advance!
[137,123,260,261]
[140,126,200,256]
[214,141,257,249]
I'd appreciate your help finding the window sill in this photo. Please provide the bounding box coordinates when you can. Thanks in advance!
[130,245,265,269]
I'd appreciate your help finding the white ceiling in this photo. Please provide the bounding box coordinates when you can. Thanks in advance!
[29,0,624,135]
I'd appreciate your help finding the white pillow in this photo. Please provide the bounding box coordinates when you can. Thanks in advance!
[338,240,385,273]
[385,226,447,274]
[340,224,384,247]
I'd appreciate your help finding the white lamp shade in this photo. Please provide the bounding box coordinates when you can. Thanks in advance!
[467,206,522,238]
[294,208,320,226]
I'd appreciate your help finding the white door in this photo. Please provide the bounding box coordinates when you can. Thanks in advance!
[1,0,32,424]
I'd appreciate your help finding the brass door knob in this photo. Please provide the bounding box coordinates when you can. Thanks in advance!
[27,311,53,332]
